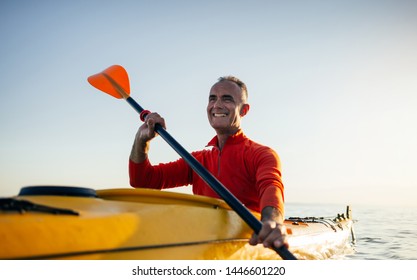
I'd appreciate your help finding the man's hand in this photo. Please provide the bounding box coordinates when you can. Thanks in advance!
[138,112,166,142]
[249,220,289,249]
[130,112,166,163]
[249,206,289,249]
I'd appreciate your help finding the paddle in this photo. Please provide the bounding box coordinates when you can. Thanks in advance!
[87,65,297,260]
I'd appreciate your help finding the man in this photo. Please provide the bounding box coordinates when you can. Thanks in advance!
[129,76,288,249]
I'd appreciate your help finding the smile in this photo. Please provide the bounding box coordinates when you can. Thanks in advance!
[213,113,227,117]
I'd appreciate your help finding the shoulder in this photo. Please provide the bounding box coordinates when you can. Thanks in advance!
[243,137,281,167]
[245,137,278,156]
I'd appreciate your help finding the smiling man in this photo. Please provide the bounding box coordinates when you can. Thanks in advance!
[129,76,288,249]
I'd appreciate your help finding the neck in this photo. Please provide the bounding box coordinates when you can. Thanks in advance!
[215,128,240,150]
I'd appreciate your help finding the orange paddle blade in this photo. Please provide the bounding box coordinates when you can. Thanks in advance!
[87,65,130,99]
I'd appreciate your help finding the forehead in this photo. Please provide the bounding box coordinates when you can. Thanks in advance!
[209,80,242,97]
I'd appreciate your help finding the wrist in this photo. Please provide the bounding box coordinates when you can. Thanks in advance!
[261,206,284,223]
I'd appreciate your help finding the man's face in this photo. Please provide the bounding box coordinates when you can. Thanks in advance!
[207,80,248,134]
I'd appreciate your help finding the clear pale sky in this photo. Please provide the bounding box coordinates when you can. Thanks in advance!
[1,0,416,207]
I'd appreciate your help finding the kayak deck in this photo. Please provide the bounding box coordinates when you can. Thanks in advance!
[0,187,355,260]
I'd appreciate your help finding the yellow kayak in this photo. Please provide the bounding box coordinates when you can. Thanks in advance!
[0,186,355,260]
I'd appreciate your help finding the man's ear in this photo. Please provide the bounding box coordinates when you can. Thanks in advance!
[240,104,250,117]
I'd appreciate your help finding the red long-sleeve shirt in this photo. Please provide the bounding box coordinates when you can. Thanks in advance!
[129,130,284,215]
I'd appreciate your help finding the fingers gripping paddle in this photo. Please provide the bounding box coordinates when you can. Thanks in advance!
[88,65,297,260]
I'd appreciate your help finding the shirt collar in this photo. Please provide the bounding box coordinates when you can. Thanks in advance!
[206,129,246,148]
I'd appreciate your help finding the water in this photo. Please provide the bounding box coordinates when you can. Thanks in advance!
[285,203,417,260]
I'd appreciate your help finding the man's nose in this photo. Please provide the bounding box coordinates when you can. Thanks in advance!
[213,99,223,108]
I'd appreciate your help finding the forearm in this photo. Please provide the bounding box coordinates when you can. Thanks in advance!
[129,137,150,163]
[259,184,285,221]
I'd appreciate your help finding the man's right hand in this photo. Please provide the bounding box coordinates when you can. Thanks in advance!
[138,112,166,142]
[130,112,166,163]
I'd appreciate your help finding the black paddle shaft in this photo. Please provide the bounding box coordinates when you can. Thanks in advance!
[126,97,297,260]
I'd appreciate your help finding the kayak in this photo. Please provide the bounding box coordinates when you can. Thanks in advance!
[0,186,355,260]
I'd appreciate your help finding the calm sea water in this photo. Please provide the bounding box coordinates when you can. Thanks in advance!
[285,203,417,260]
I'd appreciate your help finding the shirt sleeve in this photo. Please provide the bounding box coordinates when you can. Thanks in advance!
[129,158,192,189]
[254,147,285,217]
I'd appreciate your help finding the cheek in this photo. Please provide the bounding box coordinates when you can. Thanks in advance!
[207,102,213,111]
[206,105,211,115]
[230,110,241,123]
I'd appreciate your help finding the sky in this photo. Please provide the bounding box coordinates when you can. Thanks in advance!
[1,0,416,208]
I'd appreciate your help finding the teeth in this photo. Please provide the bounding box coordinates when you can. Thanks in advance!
[214,113,227,117]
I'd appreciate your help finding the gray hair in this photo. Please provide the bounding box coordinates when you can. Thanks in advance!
[218,76,248,100]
